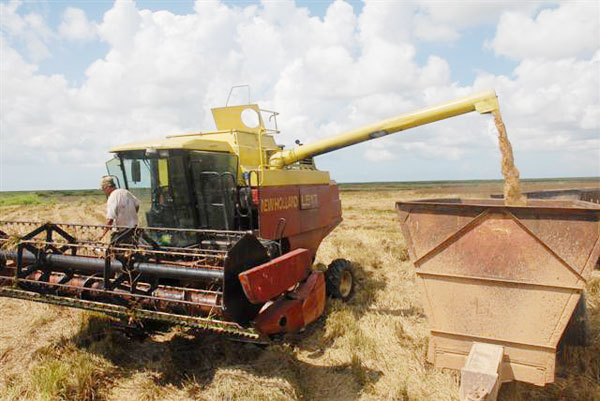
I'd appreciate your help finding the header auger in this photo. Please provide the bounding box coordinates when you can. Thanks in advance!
[0,90,500,341]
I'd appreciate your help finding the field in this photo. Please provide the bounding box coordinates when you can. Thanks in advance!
[1,179,599,401]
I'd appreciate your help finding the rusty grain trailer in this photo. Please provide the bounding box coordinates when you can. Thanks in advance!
[396,198,600,400]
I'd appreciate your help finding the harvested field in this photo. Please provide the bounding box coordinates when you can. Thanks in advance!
[1,179,599,401]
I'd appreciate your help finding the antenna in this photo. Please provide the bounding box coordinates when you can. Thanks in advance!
[226,85,251,106]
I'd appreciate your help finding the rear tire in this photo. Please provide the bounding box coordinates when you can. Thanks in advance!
[325,259,355,301]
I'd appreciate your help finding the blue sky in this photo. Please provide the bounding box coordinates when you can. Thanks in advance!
[12,1,517,85]
[1,0,598,190]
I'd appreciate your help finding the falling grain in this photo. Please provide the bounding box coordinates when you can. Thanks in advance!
[493,110,527,206]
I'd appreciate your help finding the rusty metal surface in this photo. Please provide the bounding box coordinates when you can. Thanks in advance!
[491,188,600,204]
[258,183,342,258]
[253,270,326,335]
[239,248,311,304]
[0,221,271,340]
[0,220,329,339]
[0,286,263,341]
[395,198,600,386]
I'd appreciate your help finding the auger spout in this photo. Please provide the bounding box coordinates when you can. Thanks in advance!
[268,90,499,168]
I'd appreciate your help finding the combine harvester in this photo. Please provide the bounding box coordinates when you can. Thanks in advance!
[0,90,499,341]
[1,89,597,399]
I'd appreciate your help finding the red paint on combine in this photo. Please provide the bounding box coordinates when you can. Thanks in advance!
[252,270,326,335]
[257,182,342,258]
[239,248,311,304]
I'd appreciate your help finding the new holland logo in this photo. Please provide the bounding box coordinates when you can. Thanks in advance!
[300,193,318,210]
[261,196,299,213]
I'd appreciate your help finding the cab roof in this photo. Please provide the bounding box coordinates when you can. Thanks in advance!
[109,132,234,154]
[109,104,273,154]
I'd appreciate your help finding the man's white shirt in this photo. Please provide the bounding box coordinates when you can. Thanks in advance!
[106,188,140,228]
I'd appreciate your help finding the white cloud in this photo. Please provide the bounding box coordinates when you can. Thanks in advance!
[364,133,466,162]
[97,0,142,52]
[1,0,599,190]
[1,37,76,163]
[413,0,548,42]
[490,1,600,60]
[473,51,599,151]
[0,0,53,61]
[365,147,395,162]
[416,0,546,26]
[58,7,97,41]
[414,13,459,42]
[401,141,464,161]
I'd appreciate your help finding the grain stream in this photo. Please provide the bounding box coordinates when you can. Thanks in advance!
[493,110,526,206]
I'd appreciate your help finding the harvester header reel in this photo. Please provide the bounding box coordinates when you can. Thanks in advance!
[0,220,323,341]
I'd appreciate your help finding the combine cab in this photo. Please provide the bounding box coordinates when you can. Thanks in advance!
[0,90,501,340]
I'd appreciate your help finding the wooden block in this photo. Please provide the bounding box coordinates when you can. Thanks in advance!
[460,343,504,401]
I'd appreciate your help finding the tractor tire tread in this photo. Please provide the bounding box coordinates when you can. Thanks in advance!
[325,258,355,301]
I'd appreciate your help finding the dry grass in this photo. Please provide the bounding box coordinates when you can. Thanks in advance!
[1,180,599,401]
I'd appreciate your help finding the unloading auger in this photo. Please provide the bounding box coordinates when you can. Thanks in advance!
[0,90,500,341]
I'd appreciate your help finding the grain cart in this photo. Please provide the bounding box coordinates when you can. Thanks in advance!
[1,90,499,341]
[397,195,600,400]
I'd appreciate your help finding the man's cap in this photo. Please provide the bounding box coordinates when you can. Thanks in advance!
[100,176,116,189]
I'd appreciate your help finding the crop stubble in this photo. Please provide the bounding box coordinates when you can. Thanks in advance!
[0,183,598,401]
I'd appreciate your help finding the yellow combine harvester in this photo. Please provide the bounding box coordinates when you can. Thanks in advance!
[1,90,499,341]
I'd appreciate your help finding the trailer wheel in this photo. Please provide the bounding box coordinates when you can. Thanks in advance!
[326,259,355,301]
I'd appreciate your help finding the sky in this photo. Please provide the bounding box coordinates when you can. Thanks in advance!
[0,0,599,191]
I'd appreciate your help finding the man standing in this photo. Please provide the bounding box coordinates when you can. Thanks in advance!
[99,176,140,242]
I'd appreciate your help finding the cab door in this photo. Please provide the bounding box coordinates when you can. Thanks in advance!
[189,151,238,230]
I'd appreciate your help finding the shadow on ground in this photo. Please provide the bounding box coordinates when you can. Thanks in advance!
[498,299,600,401]
[71,316,380,400]
[67,261,387,401]
[284,261,389,354]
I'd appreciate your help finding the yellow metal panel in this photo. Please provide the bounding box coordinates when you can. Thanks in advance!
[211,105,264,134]
[158,159,169,186]
[249,169,331,187]
[108,130,284,174]
[235,132,280,170]
[109,136,234,153]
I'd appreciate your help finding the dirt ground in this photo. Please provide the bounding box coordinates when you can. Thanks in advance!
[1,180,599,401]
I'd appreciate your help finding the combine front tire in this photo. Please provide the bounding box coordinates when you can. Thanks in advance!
[325,259,354,301]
